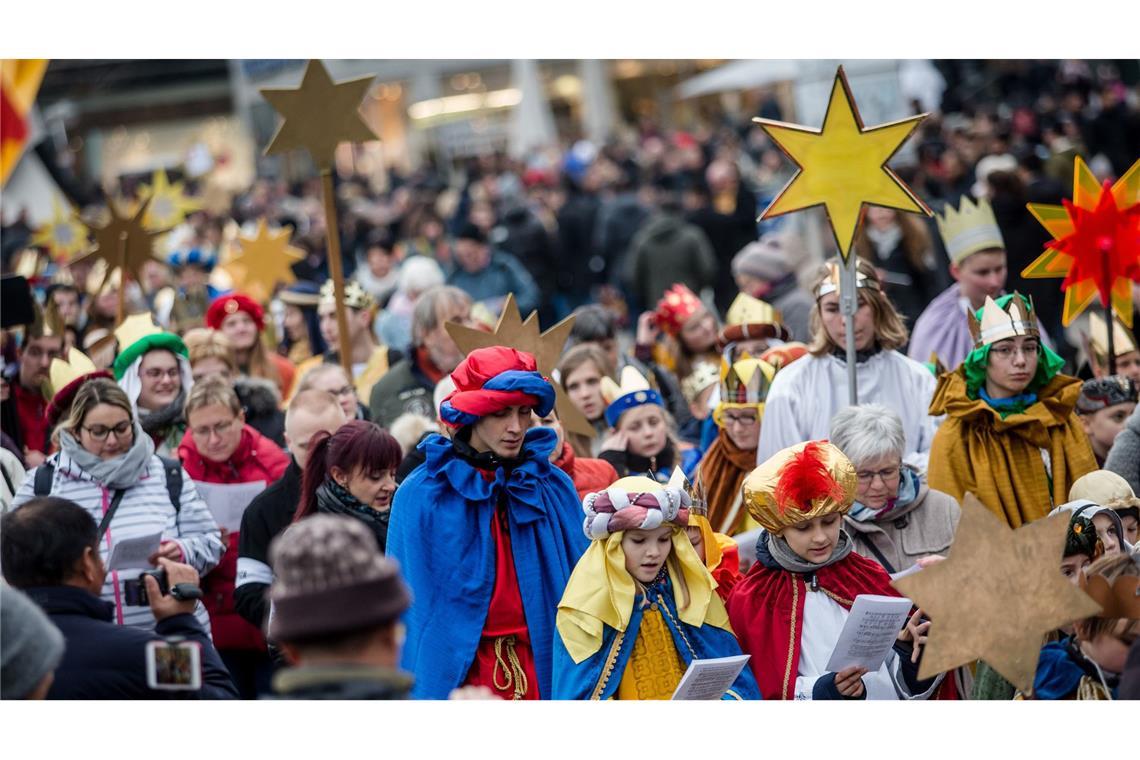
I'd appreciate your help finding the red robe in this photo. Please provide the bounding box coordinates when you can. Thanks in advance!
[13,382,49,454]
[710,541,742,603]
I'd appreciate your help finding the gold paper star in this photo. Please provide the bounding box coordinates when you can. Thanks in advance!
[225,219,305,304]
[754,66,931,257]
[445,293,593,437]
[137,168,201,230]
[73,198,168,285]
[30,197,89,261]
[260,60,378,169]
[893,493,1101,693]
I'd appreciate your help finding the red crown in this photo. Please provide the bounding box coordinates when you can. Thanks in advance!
[654,284,703,337]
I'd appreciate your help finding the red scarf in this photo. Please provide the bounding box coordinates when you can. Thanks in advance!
[415,346,446,386]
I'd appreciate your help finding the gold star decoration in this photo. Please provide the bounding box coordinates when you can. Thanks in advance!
[72,198,169,285]
[30,197,89,261]
[136,168,201,230]
[260,60,378,170]
[224,218,305,304]
[754,66,932,257]
[892,493,1101,693]
[445,293,593,437]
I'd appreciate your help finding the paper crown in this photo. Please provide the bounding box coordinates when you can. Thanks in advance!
[967,292,1039,349]
[320,279,375,311]
[743,440,857,533]
[720,293,788,344]
[681,361,720,403]
[814,261,881,299]
[668,467,707,517]
[654,284,703,336]
[601,365,664,427]
[46,349,113,427]
[27,300,66,340]
[935,195,1005,265]
[1078,572,1140,620]
[713,355,776,427]
[1088,312,1139,360]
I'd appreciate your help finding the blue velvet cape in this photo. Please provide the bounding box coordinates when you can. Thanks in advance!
[552,574,761,700]
[387,427,590,699]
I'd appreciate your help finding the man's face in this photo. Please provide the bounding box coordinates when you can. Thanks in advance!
[422,300,473,374]
[951,250,1007,309]
[367,245,394,278]
[453,239,490,274]
[471,405,534,459]
[51,290,80,324]
[19,336,63,390]
[137,350,181,410]
[285,406,348,468]
[191,357,233,384]
[319,304,369,346]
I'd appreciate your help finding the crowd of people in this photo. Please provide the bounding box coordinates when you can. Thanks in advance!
[1,58,1139,701]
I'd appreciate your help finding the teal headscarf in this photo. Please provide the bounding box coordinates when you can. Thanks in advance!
[963,293,1065,415]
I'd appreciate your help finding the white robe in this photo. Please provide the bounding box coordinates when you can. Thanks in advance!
[795,588,941,700]
[757,350,938,473]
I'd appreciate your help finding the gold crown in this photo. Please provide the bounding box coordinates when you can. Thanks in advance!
[320,279,375,312]
[967,292,1039,349]
[1078,573,1140,619]
[667,467,707,516]
[600,365,653,406]
[725,293,783,330]
[27,300,66,340]
[49,348,98,397]
[814,261,880,299]
[714,355,776,425]
[113,312,162,350]
[1087,312,1138,360]
[935,195,1005,265]
[681,361,720,403]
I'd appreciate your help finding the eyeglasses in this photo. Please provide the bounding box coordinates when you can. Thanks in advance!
[856,466,901,485]
[329,385,355,398]
[142,367,181,381]
[722,413,759,427]
[82,421,133,441]
[989,341,1039,361]
[190,418,237,440]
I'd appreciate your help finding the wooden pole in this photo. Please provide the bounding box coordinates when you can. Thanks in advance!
[319,168,354,377]
[117,231,128,325]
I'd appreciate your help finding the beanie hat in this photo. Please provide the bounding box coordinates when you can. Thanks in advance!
[731,233,800,282]
[0,584,65,699]
[268,515,412,642]
[455,221,487,245]
[1076,375,1138,414]
[206,293,265,332]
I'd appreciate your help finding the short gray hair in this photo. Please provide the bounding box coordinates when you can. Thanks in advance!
[412,285,472,345]
[398,256,445,295]
[829,403,905,468]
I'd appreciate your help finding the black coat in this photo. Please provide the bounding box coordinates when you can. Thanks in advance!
[27,585,238,699]
[234,459,302,630]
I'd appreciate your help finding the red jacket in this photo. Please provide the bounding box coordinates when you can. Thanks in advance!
[178,425,289,651]
[553,442,619,501]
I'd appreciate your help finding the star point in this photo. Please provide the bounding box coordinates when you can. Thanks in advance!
[72,197,168,285]
[225,218,305,304]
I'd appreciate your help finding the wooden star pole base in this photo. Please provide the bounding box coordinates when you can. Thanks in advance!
[320,169,354,378]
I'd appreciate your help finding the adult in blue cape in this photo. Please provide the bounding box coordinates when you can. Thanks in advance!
[387,346,589,700]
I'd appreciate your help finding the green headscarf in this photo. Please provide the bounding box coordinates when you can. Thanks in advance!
[963,293,1065,402]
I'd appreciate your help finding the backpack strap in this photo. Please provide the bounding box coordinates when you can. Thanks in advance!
[157,456,182,513]
[33,462,55,496]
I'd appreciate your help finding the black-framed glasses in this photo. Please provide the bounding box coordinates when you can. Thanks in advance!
[82,421,133,441]
[855,466,902,485]
[190,418,237,440]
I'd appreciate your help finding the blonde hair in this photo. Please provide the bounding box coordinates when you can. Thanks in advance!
[184,376,242,420]
[54,378,133,446]
[184,328,237,374]
[807,257,909,357]
[297,362,352,393]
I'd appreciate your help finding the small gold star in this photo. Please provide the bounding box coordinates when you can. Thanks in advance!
[225,218,305,304]
[136,168,201,230]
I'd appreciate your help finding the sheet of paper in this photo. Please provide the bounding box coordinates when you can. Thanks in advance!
[671,654,751,700]
[825,594,913,673]
[889,563,923,581]
[195,481,266,533]
[106,531,162,571]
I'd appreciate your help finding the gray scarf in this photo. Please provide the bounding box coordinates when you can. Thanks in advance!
[59,419,156,489]
[766,528,854,574]
[139,388,186,440]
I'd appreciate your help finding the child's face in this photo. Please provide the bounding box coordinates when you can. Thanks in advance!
[620,405,668,459]
[1079,619,1139,675]
[1091,513,1122,555]
[622,525,674,584]
[780,513,843,563]
[685,525,706,564]
[1122,514,1138,546]
[1060,554,1091,586]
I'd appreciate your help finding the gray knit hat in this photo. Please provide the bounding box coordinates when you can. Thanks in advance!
[731,232,802,282]
[268,515,412,642]
[1,583,65,699]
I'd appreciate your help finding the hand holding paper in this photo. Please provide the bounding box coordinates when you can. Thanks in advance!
[106,532,162,571]
[825,594,913,673]
[671,655,750,700]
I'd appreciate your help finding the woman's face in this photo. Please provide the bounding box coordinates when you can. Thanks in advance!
[853,453,903,510]
[191,357,233,384]
[818,292,875,352]
[221,311,259,352]
[137,350,181,411]
[721,407,761,451]
[780,513,842,563]
[1091,513,1121,555]
[79,403,135,460]
[622,524,674,583]
[985,336,1039,397]
[334,465,397,512]
[620,404,668,459]
[680,308,717,354]
[283,305,307,341]
[564,361,605,422]
[188,403,244,463]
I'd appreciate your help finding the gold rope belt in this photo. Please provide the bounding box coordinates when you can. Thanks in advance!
[492,634,529,700]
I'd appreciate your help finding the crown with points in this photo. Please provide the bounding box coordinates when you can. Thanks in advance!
[654,283,704,337]
[935,195,1005,265]
[46,348,114,427]
[320,279,375,312]
[714,354,776,426]
[1078,572,1140,620]
[719,293,789,347]
[967,292,1039,349]
[601,365,664,427]
[681,361,720,403]
[668,466,707,517]
[27,300,66,340]
[814,261,881,299]
[1087,312,1138,361]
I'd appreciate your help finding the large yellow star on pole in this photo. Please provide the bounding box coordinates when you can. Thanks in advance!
[137,168,201,230]
[260,60,378,170]
[224,218,305,304]
[754,66,932,257]
[892,493,1101,693]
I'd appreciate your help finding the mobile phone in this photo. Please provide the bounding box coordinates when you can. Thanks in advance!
[145,640,202,691]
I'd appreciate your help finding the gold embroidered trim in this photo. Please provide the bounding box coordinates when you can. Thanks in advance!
[656,594,698,659]
[782,576,799,699]
[590,630,626,700]
[821,587,854,607]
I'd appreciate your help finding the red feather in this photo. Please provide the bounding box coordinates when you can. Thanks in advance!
[772,441,845,515]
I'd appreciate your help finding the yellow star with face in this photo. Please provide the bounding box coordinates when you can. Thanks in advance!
[755,67,931,257]
[136,168,201,230]
[260,60,378,170]
[30,197,89,261]
[224,218,305,304]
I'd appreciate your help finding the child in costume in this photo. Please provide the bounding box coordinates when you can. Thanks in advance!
[552,475,759,700]
[1075,376,1137,467]
[636,284,721,386]
[727,441,944,700]
[675,468,742,603]
[598,365,701,482]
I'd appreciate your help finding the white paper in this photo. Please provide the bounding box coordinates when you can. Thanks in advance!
[889,563,923,581]
[671,654,750,700]
[194,481,266,533]
[825,594,913,673]
[106,531,162,571]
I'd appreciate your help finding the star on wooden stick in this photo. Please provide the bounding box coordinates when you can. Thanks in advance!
[226,218,305,304]
[30,197,89,261]
[72,198,169,284]
[446,293,593,436]
[260,60,378,170]
[892,493,1102,693]
[754,66,932,258]
[137,168,201,230]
